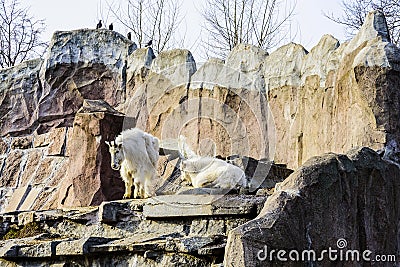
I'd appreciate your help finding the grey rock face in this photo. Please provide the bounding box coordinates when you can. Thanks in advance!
[0,59,42,136]
[0,196,266,266]
[37,29,136,133]
[225,147,400,266]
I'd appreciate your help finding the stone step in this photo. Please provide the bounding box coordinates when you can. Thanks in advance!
[143,195,267,218]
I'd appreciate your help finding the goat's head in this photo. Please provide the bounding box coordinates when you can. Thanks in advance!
[105,140,124,170]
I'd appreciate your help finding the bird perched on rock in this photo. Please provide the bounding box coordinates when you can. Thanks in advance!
[145,40,152,47]
[109,23,113,31]
[127,32,131,40]
[96,20,102,29]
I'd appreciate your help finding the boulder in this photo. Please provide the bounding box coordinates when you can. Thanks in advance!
[37,29,136,133]
[57,100,125,207]
[268,10,400,169]
[224,147,400,266]
[301,34,340,87]
[126,47,155,90]
[226,43,268,73]
[150,49,196,87]
[264,42,308,90]
[191,44,267,91]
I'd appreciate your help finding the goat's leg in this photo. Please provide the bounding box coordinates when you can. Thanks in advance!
[133,178,140,199]
[121,167,133,199]
[135,170,146,199]
[139,182,145,199]
[143,172,155,198]
[124,178,133,199]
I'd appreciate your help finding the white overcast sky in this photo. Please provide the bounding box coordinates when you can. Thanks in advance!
[20,0,347,61]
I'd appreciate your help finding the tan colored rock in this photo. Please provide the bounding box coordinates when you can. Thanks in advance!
[47,128,68,156]
[301,34,340,87]
[191,44,266,91]
[32,157,64,185]
[127,46,275,161]
[269,10,400,169]
[226,43,268,73]
[190,58,225,90]
[33,133,50,148]
[0,139,9,155]
[10,136,33,150]
[30,187,58,210]
[150,49,196,87]
[1,150,25,187]
[126,47,155,94]
[20,149,43,187]
[4,186,31,213]
[18,186,44,211]
[57,101,125,207]
[264,42,308,90]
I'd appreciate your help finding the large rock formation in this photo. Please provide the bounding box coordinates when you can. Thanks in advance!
[0,9,399,267]
[225,147,400,266]
[0,9,399,209]
[122,11,400,172]
[268,10,400,169]
[0,195,267,266]
[0,29,136,138]
[0,29,137,212]
[38,29,136,133]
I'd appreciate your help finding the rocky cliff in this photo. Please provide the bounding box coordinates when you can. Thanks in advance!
[2,10,400,211]
[0,10,399,267]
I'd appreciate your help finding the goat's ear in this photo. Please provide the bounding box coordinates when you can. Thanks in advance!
[105,141,110,147]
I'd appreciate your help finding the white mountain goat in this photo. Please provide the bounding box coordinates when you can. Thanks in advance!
[178,135,247,190]
[106,128,159,199]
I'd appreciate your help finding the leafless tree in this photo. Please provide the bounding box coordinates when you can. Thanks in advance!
[201,0,296,57]
[0,0,46,68]
[101,0,183,53]
[325,0,400,45]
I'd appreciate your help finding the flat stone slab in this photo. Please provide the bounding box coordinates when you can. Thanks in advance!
[17,240,58,258]
[0,241,19,257]
[143,195,267,218]
[158,139,180,158]
[99,199,146,223]
[91,235,222,255]
[91,239,166,253]
[0,235,64,258]
[55,237,114,256]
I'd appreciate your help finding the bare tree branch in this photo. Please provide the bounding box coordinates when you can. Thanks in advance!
[201,0,296,58]
[100,0,183,54]
[324,0,400,46]
[0,0,47,68]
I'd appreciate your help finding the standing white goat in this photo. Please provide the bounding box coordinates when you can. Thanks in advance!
[106,128,159,199]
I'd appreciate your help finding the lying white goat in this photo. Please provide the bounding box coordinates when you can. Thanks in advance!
[178,135,247,190]
[106,128,159,199]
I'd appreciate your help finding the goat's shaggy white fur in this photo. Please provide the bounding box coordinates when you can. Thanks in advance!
[106,128,159,199]
[178,135,247,190]
[180,156,247,189]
